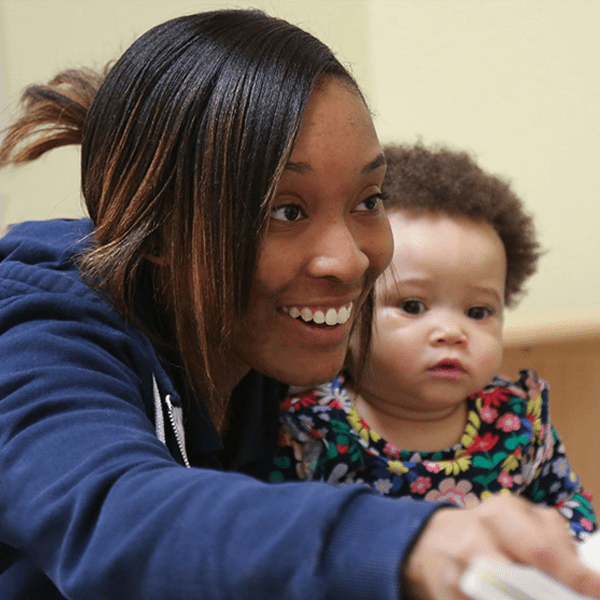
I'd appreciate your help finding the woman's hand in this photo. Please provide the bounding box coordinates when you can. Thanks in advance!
[403,494,600,600]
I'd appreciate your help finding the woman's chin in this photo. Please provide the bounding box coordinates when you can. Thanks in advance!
[284,366,342,388]
[242,339,348,388]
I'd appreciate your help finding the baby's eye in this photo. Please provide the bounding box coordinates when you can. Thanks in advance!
[270,204,305,222]
[354,193,386,212]
[400,299,425,315]
[467,306,491,320]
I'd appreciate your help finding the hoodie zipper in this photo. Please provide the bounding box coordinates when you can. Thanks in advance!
[165,395,191,468]
[153,375,190,468]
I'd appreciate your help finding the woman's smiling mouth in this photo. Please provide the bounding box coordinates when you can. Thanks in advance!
[281,302,353,326]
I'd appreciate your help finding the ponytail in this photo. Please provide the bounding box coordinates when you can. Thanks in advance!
[0,68,106,166]
[0,10,366,423]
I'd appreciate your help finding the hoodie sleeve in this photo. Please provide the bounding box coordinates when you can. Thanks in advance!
[0,259,439,600]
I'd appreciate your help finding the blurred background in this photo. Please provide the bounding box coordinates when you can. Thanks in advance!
[1,0,599,510]
[0,0,598,333]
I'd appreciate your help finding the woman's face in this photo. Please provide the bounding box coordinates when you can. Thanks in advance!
[231,78,393,387]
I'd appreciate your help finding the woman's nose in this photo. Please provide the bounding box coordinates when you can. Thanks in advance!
[307,221,369,283]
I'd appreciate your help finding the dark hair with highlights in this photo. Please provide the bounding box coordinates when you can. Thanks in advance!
[0,10,372,424]
[382,143,542,307]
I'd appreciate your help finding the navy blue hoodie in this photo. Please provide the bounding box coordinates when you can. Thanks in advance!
[0,219,438,600]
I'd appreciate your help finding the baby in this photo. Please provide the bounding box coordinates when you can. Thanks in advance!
[269,143,596,540]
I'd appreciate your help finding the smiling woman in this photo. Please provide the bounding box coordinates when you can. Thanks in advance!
[232,79,392,389]
[0,8,599,600]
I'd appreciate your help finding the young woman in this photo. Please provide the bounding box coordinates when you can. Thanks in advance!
[0,9,598,600]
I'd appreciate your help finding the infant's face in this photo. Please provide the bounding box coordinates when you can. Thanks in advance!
[362,210,506,416]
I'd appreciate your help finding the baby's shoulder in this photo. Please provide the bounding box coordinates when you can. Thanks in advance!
[472,369,549,417]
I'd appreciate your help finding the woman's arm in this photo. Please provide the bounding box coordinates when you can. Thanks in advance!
[0,248,437,600]
[403,494,600,600]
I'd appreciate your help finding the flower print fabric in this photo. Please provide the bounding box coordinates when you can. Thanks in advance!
[269,370,597,541]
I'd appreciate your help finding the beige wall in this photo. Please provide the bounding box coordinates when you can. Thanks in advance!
[367,0,600,334]
[0,0,370,226]
[0,0,598,333]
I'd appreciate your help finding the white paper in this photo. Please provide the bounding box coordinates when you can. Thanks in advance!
[460,533,600,600]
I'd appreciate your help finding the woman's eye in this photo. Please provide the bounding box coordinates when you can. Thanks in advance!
[270,204,304,222]
[400,299,425,315]
[467,306,491,320]
[355,193,386,212]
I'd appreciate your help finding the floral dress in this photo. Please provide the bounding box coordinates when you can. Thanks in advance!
[269,370,596,540]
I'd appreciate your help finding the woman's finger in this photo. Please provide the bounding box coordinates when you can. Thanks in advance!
[403,495,600,600]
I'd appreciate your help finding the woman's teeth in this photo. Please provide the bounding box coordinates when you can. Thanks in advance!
[282,303,352,326]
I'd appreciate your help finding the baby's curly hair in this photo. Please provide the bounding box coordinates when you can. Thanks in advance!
[383,143,542,308]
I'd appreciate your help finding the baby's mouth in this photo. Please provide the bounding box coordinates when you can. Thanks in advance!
[281,302,353,326]
[432,359,465,372]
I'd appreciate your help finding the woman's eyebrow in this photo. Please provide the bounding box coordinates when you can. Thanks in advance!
[284,161,311,174]
[284,152,386,175]
[362,152,386,174]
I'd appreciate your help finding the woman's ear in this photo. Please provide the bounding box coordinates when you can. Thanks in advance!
[144,241,168,266]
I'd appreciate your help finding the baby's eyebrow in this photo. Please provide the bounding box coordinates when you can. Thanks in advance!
[472,286,504,305]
